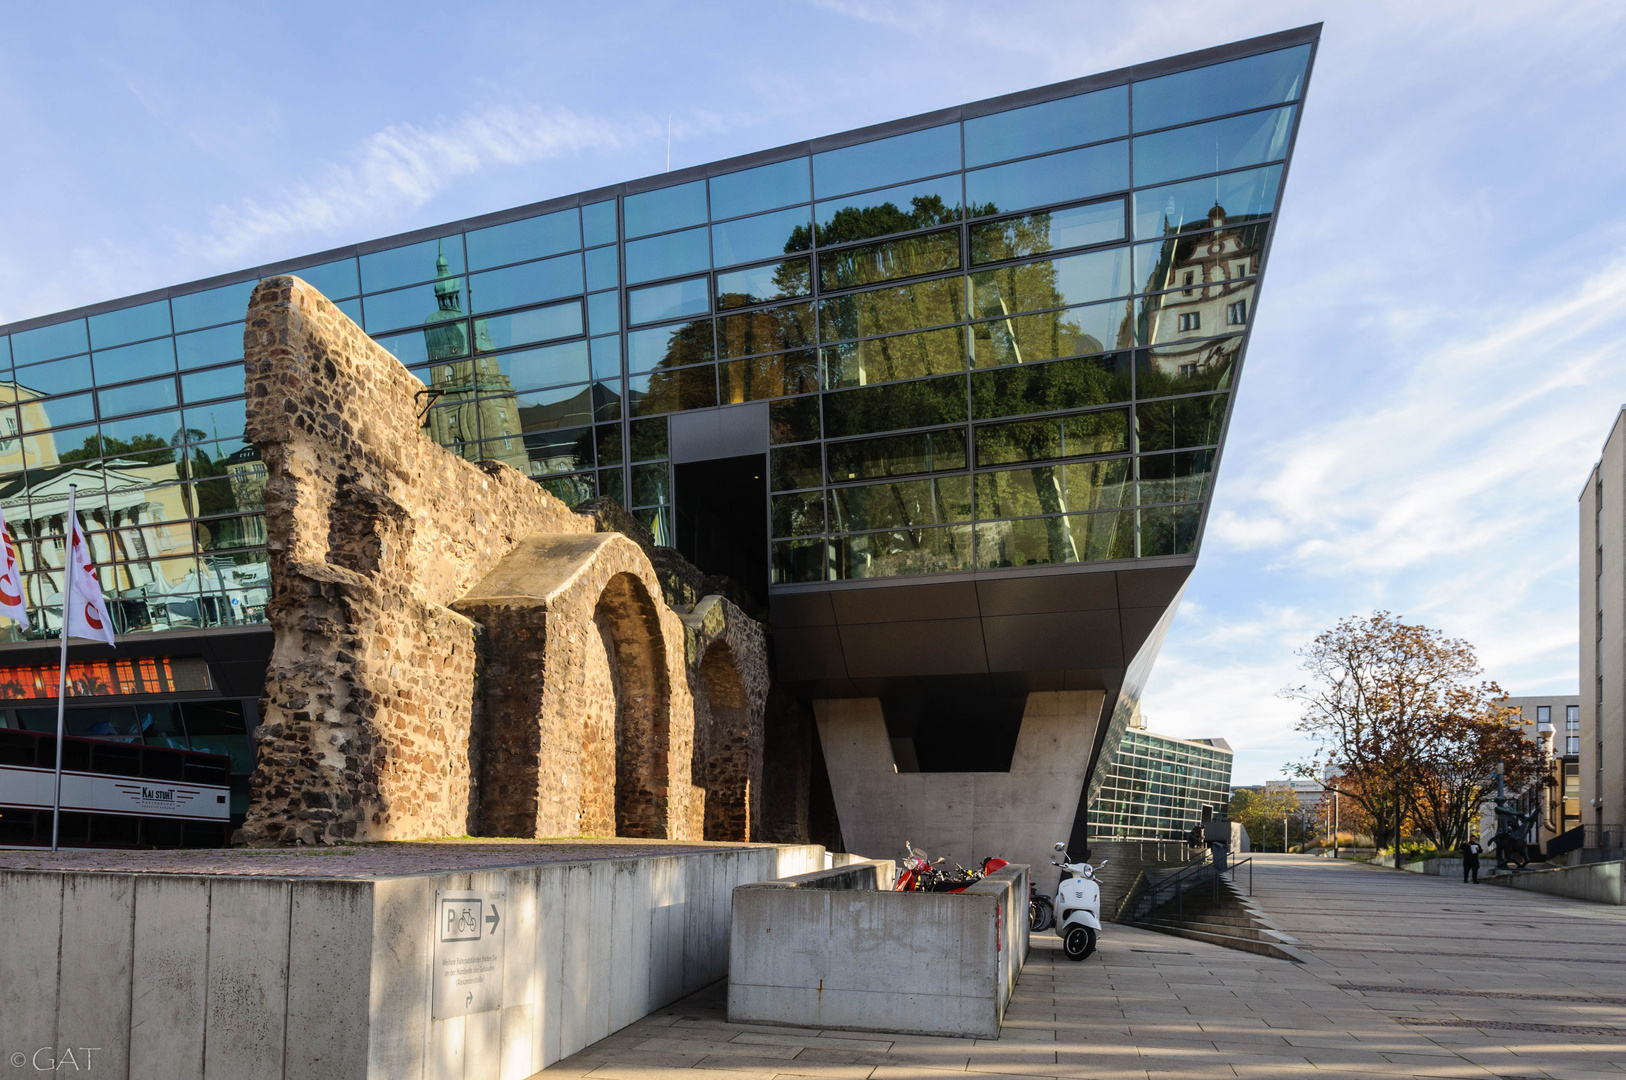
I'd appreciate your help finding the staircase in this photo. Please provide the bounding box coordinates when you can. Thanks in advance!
[1120,859,1305,962]
[1088,839,1206,920]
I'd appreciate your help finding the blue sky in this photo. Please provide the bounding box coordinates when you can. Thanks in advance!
[4,2,1624,783]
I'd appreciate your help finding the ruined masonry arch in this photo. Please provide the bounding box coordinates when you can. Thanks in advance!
[593,572,671,838]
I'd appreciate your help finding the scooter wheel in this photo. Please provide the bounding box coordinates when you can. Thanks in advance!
[1063,925,1097,961]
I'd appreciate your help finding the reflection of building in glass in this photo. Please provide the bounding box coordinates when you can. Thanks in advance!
[1089,714,1234,841]
[0,27,1316,847]
[1136,209,1263,389]
[421,249,528,471]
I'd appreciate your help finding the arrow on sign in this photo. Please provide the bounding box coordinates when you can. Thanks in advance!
[487,904,500,933]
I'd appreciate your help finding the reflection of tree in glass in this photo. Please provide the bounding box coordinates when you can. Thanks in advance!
[772,490,823,538]
[972,354,1130,422]
[637,319,719,417]
[1135,394,1227,453]
[799,195,971,250]
[59,433,173,467]
[770,257,811,303]
[717,303,814,361]
[823,375,967,441]
[969,209,1060,264]
[971,359,1133,563]
[769,398,819,444]
[969,212,1136,366]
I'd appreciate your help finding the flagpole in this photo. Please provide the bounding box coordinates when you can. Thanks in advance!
[50,483,77,853]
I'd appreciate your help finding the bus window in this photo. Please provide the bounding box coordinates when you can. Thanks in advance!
[136,704,187,750]
[180,702,250,771]
[17,706,143,742]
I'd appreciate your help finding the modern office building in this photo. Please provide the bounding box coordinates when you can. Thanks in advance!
[1089,711,1233,841]
[1582,414,1626,850]
[0,27,1316,848]
[1496,694,1582,844]
[1265,776,1326,816]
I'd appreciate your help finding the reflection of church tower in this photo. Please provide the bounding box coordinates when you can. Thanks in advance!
[422,245,528,470]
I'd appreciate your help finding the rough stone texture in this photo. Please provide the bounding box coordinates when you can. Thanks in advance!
[236,277,765,845]
[451,533,692,838]
[683,596,768,841]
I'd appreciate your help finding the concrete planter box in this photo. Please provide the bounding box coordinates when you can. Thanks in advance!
[1484,859,1625,905]
[727,862,1029,1038]
[0,844,826,1080]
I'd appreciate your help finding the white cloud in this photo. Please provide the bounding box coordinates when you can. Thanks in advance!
[189,104,668,264]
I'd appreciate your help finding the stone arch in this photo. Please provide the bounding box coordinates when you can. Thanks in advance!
[699,640,752,841]
[593,572,671,838]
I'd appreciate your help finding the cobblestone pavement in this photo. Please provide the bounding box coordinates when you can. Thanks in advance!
[541,854,1626,1080]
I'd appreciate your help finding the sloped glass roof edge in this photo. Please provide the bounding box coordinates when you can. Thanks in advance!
[0,23,1320,340]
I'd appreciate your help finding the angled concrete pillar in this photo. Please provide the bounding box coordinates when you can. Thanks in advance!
[816,690,1104,873]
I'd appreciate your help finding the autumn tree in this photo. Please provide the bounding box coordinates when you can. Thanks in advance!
[1412,705,1548,852]
[1229,786,1305,852]
[1281,611,1508,853]
[1315,771,1377,844]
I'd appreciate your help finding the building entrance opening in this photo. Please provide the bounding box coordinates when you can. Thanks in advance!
[674,454,767,610]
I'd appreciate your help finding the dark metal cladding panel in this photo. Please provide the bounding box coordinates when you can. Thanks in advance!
[1113,566,1192,610]
[982,610,1127,672]
[1118,606,1176,661]
[837,618,989,678]
[975,571,1120,617]
[828,581,980,625]
[770,626,849,680]
[769,591,838,629]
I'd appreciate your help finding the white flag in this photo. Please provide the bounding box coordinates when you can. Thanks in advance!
[0,505,27,631]
[64,514,114,646]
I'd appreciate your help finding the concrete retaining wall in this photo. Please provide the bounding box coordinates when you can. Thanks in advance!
[1483,859,1625,905]
[0,844,827,1080]
[727,863,1029,1038]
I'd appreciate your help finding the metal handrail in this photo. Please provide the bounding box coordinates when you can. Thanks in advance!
[1128,854,1253,923]
[1549,823,1624,857]
[1230,857,1253,896]
[1131,858,1216,922]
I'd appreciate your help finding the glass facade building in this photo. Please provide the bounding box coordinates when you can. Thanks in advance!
[1090,727,1234,841]
[0,26,1315,843]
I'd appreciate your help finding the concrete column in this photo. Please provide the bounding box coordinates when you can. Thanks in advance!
[816,691,1104,873]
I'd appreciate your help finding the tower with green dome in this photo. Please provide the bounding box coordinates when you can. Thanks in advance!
[422,245,528,471]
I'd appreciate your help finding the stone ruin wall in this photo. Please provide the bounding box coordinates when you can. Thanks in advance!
[236,276,765,845]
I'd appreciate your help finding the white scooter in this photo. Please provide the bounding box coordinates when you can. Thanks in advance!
[1051,841,1106,960]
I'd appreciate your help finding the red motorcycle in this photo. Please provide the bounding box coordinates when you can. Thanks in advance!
[895,843,1009,892]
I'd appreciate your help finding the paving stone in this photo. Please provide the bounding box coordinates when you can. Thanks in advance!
[532,854,1626,1080]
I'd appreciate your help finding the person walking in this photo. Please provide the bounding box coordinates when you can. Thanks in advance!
[1459,837,1483,884]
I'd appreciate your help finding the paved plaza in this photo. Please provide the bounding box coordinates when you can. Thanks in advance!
[540,854,1626,1080]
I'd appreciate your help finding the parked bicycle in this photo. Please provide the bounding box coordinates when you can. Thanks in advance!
[1029,881,1055,932]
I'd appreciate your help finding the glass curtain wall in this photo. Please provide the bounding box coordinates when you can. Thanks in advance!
[0,38,1310,640]
[1090,729,1235,841]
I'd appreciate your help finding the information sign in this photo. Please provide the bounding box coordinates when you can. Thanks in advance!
[431,889,505,1019]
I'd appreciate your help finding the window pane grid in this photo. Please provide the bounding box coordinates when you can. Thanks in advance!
[0,42,1304,603]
